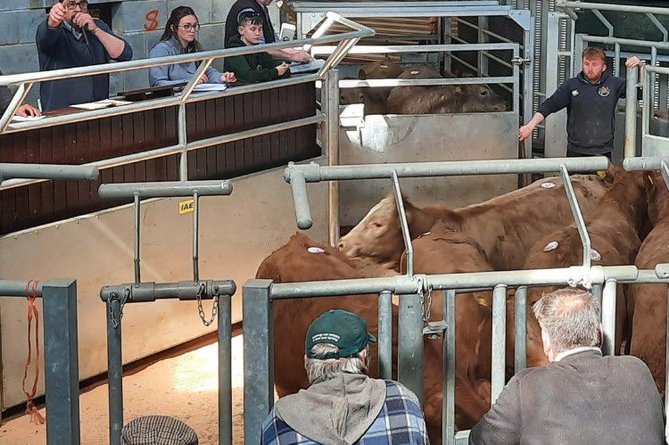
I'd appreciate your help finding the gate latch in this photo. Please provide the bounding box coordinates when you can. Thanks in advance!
[423,320,447,339]
[512,56,531,65]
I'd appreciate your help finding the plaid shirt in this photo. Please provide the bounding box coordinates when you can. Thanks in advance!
[261,380,430,445]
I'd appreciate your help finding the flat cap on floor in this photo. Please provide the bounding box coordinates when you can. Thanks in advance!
[122,415,199,445]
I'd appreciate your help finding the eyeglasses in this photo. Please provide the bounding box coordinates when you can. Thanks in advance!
[178,23,200,31]
[237,11,261,25]
[64,0,88,11]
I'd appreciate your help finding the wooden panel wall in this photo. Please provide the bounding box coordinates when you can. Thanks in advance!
[0,84,319,236]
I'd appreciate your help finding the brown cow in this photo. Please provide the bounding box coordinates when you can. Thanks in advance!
[340,58,404,114]
[629,171,669,393]
[522,168,649,360]
[256,232,395,398]
[339,175,610,272]
[399,224,493,436]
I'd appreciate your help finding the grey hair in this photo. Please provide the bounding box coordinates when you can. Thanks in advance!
[533,287,601,353]
[305,343,369,385]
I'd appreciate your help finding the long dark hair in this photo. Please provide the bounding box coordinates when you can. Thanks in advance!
[159,6,203,53]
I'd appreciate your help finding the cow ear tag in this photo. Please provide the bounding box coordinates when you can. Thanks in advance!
[541,182,556,189]
[307,247,325,254]
[543,241,559,252]
[596,170,607,179]
[590,249,601,261]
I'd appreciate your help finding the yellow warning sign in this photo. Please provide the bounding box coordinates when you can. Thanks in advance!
[179,199,195,214]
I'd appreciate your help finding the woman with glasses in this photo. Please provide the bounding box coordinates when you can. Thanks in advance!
[149,6,236,87]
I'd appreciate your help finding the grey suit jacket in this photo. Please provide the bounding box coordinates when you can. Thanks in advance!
[469,349,665,445]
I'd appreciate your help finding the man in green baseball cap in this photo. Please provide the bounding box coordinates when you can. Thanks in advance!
[261,309,429,445]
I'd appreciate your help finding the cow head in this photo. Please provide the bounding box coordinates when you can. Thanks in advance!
[339,194,428,271]
[455,85,507,112]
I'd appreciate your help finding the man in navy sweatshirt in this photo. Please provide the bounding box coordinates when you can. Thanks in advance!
[519,47,641,158]
[36,0,132,111]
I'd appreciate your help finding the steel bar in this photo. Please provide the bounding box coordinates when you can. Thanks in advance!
[193,193,200,282]
[557,1,669,16]
[491,285,507,404]
[178,104,188,181]
[378,291,393,380]
[134,194,141,284]
[592,284,603,311]
[106,298,123,445]
[100,280,236,303]
[625,65,639,159]
[313,42,519,55]
[4,75,320,136]
[218,294,233,445]
[624,157,669,171]
[560,165,592,270]
[98,180,233,199]
[0,163,98,182]
[647,13,668,43]
[0,82,31,134]
[325,70,341,247]
[601,279,617,356]
[0,27,372,87]
[391,171,413,277]
[514,286,527,372]
[269,266,638,299]
[42,280,80,445]
[285,158,609,184]
[339,76,515,88]
[583,34,669,52]
[666,286,669,442]
[398,293,424,403]
[444,289,456,445]
[243,280,274,445]
[286,166,312,230]
[0,280,45,296]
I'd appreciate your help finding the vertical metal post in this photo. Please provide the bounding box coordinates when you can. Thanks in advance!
[398,293,423,404]
[592,283,603,312]
[601,279,617,356]
[545,13,568,158]
[243,280,274,445]
[491,284,507,404]
[178,104,188,181]
[514,286,527,372]
[378,290,392,380]
[642,66,651,156]
[325,69,341,247]
[522,17,535,160]
[392,171,413,277]
[665,287,669,443]
[192,193,200,281]
[443,290,456,445]
[133,194,141,284]
[42,280,80,445]
[560,165,592,269]
[218,293,232,445]
[625,65,639,159]
[107,299,124,445]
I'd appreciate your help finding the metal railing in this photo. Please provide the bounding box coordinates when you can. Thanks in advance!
[0,280,80,445]
[0,13,373,188]
[96,180,237,445]
[243,156,615,445]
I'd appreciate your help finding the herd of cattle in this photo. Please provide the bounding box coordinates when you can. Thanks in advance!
[255,167,669,443]
[339,58,508,114]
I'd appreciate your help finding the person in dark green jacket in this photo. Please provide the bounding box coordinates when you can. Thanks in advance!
[225,12,290,83]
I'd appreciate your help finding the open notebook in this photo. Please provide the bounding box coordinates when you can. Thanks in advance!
[289,59,325,74]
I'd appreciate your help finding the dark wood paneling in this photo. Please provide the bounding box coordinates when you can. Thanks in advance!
[0,83,319,235]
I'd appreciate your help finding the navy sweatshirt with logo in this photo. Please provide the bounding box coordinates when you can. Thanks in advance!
[538,71,626,154]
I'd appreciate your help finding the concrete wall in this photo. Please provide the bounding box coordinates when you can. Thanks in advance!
[0,0,280,105]
[0,161,328,410]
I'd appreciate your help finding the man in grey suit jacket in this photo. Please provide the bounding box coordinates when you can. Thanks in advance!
[469,287,665,445]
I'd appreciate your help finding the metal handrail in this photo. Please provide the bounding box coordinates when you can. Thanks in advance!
[557,0,669,16]
[0,12,372,185]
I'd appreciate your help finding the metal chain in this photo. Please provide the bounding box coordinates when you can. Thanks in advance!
[196,281,219,327]
[109,287,130,329]
[423,283,433,323]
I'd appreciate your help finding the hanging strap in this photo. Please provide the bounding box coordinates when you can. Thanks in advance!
[21,280,45,425]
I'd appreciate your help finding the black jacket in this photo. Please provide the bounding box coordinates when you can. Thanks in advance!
[224,36,288,83]
[224,0,276,47]
[469,350,664,445]
[538,71,626,154]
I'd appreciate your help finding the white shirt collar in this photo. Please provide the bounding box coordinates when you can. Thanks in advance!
[554,346,601,362]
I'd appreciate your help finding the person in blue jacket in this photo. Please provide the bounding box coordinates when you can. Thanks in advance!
[149,6,236,87]
[36,0,133,111]
[519,47,641,158]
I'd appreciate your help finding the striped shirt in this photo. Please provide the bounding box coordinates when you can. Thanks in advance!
[261,380,430,445]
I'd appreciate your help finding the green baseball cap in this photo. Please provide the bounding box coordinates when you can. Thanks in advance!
[305,309,377,359]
